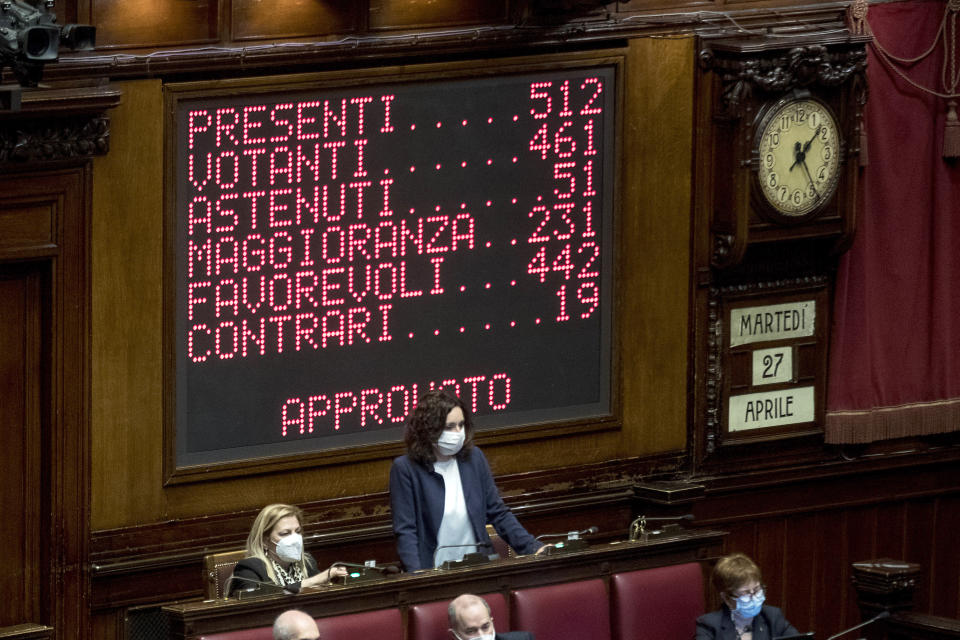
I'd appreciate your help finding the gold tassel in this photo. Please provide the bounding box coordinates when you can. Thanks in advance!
[848,0,868,35]
[944,99,960,159]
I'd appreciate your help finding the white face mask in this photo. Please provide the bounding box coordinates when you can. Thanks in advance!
[436,429,465,456]
[273,532,303,563]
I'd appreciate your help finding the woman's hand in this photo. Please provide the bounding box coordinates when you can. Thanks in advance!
[323,564,348,583]
[300,564,348,589]
[534,544,553,556]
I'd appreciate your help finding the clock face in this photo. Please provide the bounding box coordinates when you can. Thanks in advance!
[756,97,841,218]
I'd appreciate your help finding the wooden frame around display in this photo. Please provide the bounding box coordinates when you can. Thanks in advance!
[161,51,625,484]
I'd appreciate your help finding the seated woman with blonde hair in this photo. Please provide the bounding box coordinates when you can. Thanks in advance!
[229,503,346,595]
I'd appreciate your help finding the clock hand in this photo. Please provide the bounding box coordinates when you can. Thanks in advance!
[802,126,822,154]
[799,157,821,201]
[789,141,803,171]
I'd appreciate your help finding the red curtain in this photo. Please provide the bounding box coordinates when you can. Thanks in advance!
[826,0,960,443]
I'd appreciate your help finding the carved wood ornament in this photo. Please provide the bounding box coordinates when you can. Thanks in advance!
[0,84,118,164]
[692,32,867,473]
[698,33,869,269]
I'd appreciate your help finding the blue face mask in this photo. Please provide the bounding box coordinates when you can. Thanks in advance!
[732,591,765,619]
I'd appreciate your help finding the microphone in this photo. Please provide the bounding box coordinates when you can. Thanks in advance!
[629,514,693,541]
[535,526,598,541]
[331,561,401,574]
[534,526,597,555]
[825,610,890,640]
[329,561,400,583]
[222,574,292,598]
[432,541,496,570]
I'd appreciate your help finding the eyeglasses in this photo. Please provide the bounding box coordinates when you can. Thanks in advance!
[729,584,765,602]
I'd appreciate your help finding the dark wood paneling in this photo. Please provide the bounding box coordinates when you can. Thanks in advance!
[0,84,116,639]
[905,500,937,614]
[87,0,218,48]
[369,0,508,29]
[88,455,663,609]
[90,611,122,640]
[231,0,360,41]
[845,504,878,562]
[813,510,847,635]
[0,166,93,640]
[46,168,92,640]
[0,271,42,627]
[930,496,960,618]
[755,518,786,603]
[0,206,54,254]
[784,512,817,630]
[692,453,960,638]
[881,503,908,558]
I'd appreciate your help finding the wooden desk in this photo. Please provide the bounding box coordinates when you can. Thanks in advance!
[163,528,725,639]
[0,624,54,640]
[882,613,960,640]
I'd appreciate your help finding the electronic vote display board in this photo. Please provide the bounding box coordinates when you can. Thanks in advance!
[171,60,617,471]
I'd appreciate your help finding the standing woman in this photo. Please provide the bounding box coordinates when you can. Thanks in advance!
[389,390,545,572]
[695,552,800,640]
[229,503,346,595]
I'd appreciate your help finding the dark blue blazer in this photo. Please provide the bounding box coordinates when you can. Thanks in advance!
[389,447,542,571]
[695,605,798,640]
[496,633,534,640]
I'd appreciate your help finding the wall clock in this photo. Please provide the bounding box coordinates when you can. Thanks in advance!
[696,33,869,269]
[754,93,842,222]
[692,31,871,473]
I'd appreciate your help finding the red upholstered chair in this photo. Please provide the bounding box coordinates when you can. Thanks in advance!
[316,608,403,640]
[610,562,706,640]
[199,609,402,640]
[512,579,611,640]
[409,593,509,640]
[199,628,272,640]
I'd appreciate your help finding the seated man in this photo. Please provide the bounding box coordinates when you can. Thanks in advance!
[448,593,534,640]
[273,609,320,640]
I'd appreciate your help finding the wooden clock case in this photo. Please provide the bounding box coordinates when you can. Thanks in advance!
[691,31,870,472]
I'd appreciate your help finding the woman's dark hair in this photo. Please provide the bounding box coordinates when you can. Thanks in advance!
[404,390,474,465]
